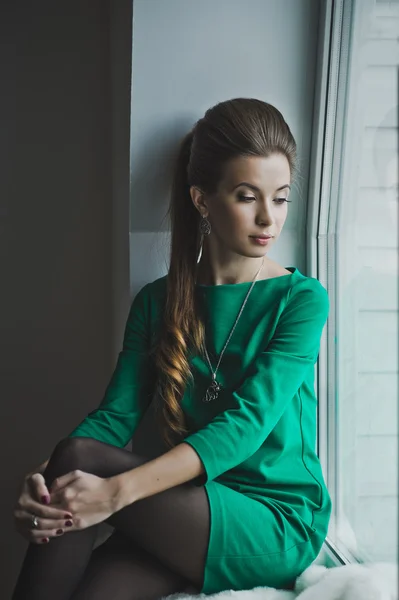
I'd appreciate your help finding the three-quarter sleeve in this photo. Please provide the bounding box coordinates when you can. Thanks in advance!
[183,278,329,483]
[67,283,156,448]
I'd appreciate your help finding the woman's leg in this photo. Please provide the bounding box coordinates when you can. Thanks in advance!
[70,530,196,600]
[12,437,210,600]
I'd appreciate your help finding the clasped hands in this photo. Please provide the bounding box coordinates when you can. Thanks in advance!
[47,470,120,532]
[14,465,127,545]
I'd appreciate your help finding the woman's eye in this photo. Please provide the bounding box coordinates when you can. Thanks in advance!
[238,194,255,202]
[238,194,291,204]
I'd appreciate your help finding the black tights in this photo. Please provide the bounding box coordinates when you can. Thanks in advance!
[12,437,210,600]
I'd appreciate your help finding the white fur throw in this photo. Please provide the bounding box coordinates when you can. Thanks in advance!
[163,562,398,600]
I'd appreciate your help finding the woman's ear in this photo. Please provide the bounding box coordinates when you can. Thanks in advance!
[189,186,209,218]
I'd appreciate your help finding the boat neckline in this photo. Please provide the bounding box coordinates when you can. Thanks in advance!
[195,266,298,288]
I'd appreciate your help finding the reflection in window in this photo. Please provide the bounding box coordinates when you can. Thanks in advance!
[330,0,398,563]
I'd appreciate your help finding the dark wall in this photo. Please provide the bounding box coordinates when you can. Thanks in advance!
[0,1,131,594]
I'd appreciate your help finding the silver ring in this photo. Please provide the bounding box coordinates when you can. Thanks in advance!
[31,514,39,529]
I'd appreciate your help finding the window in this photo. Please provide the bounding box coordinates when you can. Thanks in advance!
[310,0,398,564]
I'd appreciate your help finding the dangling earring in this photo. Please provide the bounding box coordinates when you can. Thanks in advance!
[200,215,211,236]
[197,243,203,264]
[197,215,211,264]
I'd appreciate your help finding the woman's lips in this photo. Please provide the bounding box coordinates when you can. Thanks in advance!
[250,236,272,245]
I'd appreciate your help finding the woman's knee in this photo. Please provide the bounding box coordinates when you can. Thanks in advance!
[46,436,149,483]
[51,436,95,465]
[44,436,98,485]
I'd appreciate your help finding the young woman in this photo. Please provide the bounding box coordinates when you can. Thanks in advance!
[12,98,331,600]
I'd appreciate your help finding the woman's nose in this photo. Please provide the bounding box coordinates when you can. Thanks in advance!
[256,205,274,226]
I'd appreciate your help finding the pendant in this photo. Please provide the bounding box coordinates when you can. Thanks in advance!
[202,379,221,403]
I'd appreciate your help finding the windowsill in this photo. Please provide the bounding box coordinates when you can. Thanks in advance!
[318,538,357,568]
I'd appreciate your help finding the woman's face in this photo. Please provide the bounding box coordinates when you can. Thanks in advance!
[192,153,291,258]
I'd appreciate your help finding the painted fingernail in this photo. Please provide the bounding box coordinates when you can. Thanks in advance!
[41,495,50,505]
[56,529,64,535]
[64,514,72,519]
[41,538,49,543]
[65,520,73,527]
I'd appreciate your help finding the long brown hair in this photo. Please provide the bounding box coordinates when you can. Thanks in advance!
[151,98,297,448]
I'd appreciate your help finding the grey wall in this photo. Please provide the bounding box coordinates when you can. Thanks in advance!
[128,0,321,464]
[1,1,132,595]
[128,0,321,297]
[128,0,321,465]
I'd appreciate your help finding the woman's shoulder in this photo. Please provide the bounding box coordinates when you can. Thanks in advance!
[129,277,167,317]
[287,270,329,315]
[146,274,168,293]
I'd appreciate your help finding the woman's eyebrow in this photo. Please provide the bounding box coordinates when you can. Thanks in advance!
[232,182,291,192]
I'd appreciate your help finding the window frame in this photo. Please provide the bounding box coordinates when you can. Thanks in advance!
[307,0,359,567]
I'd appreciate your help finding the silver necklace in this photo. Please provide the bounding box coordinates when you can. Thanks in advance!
[201,257,265,403]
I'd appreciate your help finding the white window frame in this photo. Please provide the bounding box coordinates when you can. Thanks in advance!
[307,0,358,567]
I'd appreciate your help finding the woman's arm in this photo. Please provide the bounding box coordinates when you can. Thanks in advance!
[67,283,156,448]
[110,442,204,512]
[183,277,330,484]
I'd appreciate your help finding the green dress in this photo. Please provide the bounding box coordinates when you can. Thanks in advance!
[68,266,332,594]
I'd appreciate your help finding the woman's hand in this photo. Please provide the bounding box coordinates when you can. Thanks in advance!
[48,470,118,532]
[13,472,74,544]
